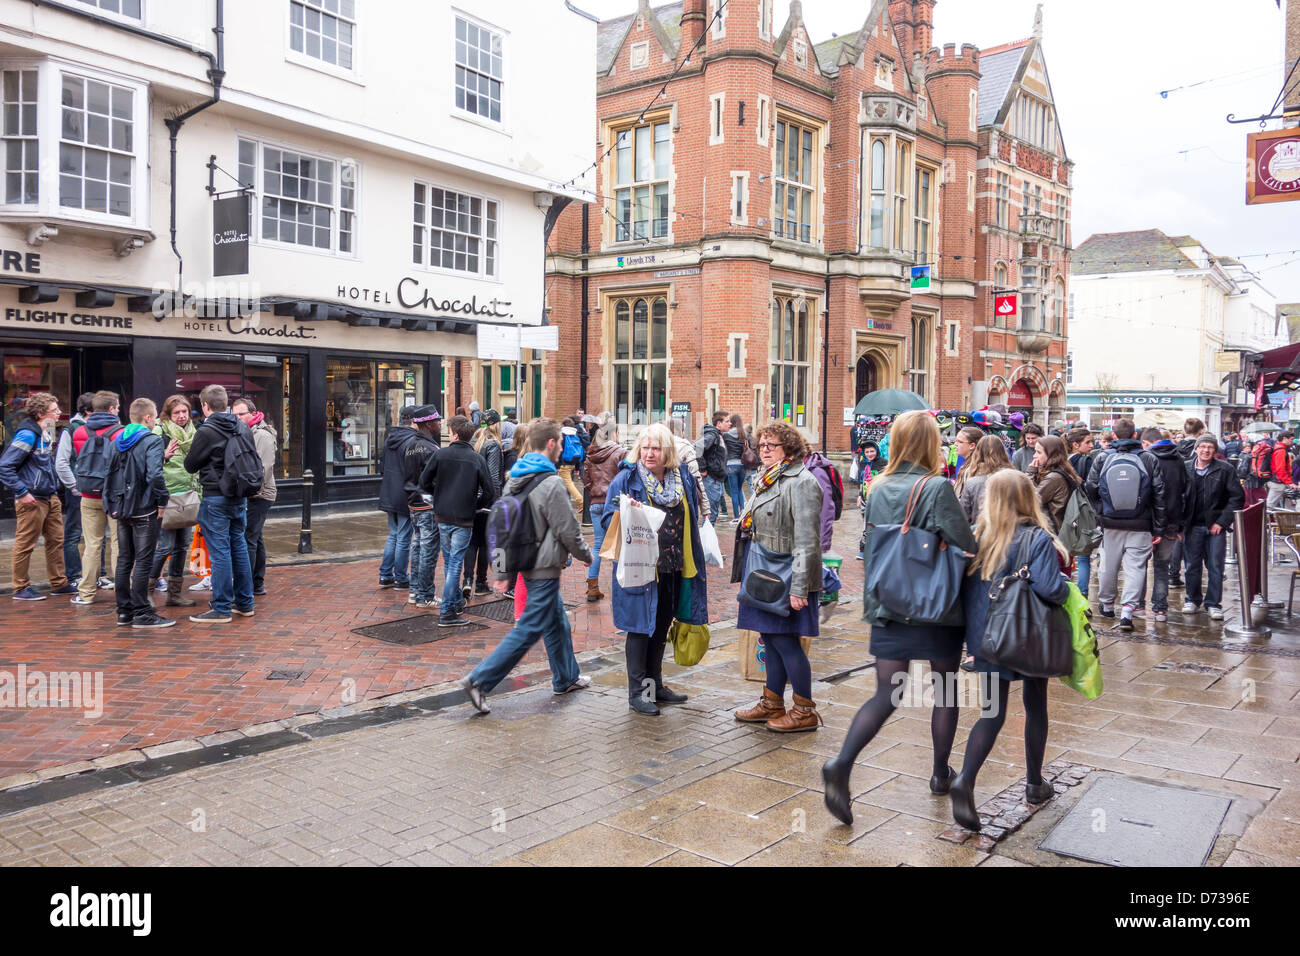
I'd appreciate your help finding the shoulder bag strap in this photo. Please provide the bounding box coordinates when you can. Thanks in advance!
[901,476,931,532]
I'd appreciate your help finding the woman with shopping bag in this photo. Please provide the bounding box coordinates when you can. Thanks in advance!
[732,422,826,732]
[948,469,1072,831]
[150,394,201,607]
[822,410,977,825]
[600,423,709,716]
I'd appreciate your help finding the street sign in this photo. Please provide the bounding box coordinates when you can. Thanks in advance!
[910,265,931,291]
[994,293,1018,319]
[1246,127,1300,205]
[670,401,690,417]
[213,194,250,277]
[1214,350,1242,372]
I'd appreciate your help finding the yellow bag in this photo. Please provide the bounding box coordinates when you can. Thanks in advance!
[599,507,622,561]
[669,619,710,666]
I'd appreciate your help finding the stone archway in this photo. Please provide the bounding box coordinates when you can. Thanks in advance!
[855,352,881,405]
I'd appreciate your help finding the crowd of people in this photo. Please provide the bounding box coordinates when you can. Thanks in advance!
[1,385,278,626]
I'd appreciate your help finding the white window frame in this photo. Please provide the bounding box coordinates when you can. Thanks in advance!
[756,94,770,145]
[969,90,977,131]
[730,171,748,225]
[892,138,911,251]
[609,292,671,429]
[412,179,501,281]
[286,0,359,81]
[913,162,934,264]
[770,294,815,424]
[237,133,358,259]
[774,115,820,245]
[73,0,142,24]
[709,92,725,145]
[0,58,150,230]
[996,171,1009,228]
[758,0,772,40]
[727,332,747,377]
[608,115,672,244]
[945,320,959,356]
[452,10,507,129]
[708,0,727,39]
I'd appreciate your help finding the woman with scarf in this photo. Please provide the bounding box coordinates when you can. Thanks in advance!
[150,394,200,607]
[601,422,709,716]
[855,439,887,559]
[732,421,825,733]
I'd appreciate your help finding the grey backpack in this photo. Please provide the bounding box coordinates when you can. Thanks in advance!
[1059,479,1102,556]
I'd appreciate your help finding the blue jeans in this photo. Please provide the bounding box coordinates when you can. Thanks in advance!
[1075,553,1091,595]
[468,577,579,694]
[725,463,745,515]
[1184,524,1227,609]
[409,510,440,603]
[439,522,473,614]
[588,503,607,579]
[379,511,412,584]
[702,476,725,523]
[1150,536,1178,612]
[199,495,252,615]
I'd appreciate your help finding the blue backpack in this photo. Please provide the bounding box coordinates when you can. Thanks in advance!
[1097,451,1151,520]
[561,431,584,465]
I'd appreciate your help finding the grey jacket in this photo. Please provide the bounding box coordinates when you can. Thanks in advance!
[502,471,593,580]
[251,421,278,502]
[739,460,824,598]
[957,473,990,526]
[861,462,979,628]
[54,413,86,494]
[1012,445,1035,473]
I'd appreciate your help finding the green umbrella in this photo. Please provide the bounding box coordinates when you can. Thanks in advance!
[1242,421,1280,435]
[854,388,929,417]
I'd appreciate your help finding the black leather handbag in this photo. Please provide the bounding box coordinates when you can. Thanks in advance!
[979,532,1073,678]
[865,476,969,624]
[737,540,794,617]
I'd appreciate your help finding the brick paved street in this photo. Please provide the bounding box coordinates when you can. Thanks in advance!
[0,507,1297,866]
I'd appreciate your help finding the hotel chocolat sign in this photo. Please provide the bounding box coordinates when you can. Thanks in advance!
[212,194,251,276]
[336,279,513,320]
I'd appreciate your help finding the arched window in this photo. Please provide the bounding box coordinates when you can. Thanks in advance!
[1053,276,1066,334]
[994,262,1008,327]
[910,315,931,400]
[770,294,814,424]
[611,294,669,426]
[869,139,886,247]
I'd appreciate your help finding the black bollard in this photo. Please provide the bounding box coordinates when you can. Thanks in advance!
[298,469,314,554]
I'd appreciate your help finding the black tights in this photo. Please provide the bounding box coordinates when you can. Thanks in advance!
[834,657,961,779]
[959,676,1049,787]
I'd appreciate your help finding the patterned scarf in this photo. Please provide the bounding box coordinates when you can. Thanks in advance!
[739,456,794,533]
[637,463,682,507]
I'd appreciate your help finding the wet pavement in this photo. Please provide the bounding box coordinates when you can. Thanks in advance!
[0,505,1295,866]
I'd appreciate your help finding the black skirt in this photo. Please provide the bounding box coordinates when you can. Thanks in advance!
[869,618,964,662]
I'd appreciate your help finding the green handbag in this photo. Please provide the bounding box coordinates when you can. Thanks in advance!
[668,619,710,666]
[1058,582,1103,699]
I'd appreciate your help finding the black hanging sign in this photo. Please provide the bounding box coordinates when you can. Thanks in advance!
[213,194,251,277]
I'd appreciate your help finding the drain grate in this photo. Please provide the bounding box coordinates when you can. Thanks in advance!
[267,670,306,681]
[352,614,487,645]
[1152,661,1232,676]
[463,599,516,624]
[1039,777,1231,867]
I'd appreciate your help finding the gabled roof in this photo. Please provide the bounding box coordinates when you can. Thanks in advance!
[1072,230,1202,276]
[596,2,682,75]
[813,35,850,74]
[977,41,1030,127]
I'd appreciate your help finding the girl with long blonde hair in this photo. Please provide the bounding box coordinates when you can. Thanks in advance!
[950,469,1070,831]
[955,434,1012,526]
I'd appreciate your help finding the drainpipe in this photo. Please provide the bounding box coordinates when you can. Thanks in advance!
[580,204,590,410]
[163,0,226,293]
[822,256,831,449]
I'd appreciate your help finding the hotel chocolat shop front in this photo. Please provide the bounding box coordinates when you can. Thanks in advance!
[0,280,485,521]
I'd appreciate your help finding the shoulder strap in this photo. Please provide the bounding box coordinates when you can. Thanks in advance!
[901,475,932,532]
[515,474,548,500]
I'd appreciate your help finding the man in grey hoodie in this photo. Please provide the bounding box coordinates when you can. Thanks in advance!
[232,396,277,596]
[460,418,593,713]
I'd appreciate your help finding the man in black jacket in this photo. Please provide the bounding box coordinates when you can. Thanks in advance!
[694,410,729,522]
[1085,418,1168,631]
[377,409,420,590]
[1141,428,1189,621]
[419,414,496,626]
[1182,437,1245,620]
[183,384,255,624]
[402,406,442,609]
[108,398,173,629]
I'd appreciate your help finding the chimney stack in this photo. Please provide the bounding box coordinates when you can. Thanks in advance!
[680,0,705,62]
[912,0,935,57]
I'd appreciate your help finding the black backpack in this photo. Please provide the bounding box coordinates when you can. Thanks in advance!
[219,424,264,499]
[102,443,131,520]
[696,431,727,480]
[73,424,124,494]
[486,475,546,578]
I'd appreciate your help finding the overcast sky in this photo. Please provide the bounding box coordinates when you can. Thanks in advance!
[576,0,1300,303]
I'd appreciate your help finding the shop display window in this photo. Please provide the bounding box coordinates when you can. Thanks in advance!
[325,357,423,476]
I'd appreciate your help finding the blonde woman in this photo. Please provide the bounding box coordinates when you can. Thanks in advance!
[950,469,1071,831]
[822,411,977,824]
[600,423,709,716]
[462,412,504,598]
[955,434,1013,526]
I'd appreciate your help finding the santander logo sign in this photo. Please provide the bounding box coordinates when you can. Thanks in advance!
[995,293,1018,317]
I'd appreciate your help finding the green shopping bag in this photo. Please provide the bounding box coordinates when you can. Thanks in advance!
[1058,582,1103,699]
[669,620,710,666]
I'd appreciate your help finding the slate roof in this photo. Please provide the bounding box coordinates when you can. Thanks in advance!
[977,42,1028,127]
[1071,230,1201,275]
[813,35,849,74]
[596,2,682,74]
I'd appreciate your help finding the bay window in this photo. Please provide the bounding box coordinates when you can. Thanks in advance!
[893,140,911,250]
[869,138,886,247]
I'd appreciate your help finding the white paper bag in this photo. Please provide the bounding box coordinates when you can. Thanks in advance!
[615,494,666,589]
[699,519,724,568]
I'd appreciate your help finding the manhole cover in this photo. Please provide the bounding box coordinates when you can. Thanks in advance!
[352,614,487,645]
[267,670,306,681]
[1152,661,1231,676]
[1040,777,1231,867]
[464,599,516,624]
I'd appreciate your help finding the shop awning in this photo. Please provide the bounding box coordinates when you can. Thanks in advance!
[1257,342,1300,390]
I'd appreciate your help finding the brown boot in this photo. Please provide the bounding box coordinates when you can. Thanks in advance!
[586,578,604,602]
[166,577,197,607]
[765,694,822,733]
[735,687,786,723]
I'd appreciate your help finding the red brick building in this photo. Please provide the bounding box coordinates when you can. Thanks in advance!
[539,0,1072,450]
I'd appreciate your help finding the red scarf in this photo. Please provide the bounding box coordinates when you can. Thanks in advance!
[739,456,794,533]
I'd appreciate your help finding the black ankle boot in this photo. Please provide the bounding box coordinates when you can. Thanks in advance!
[629,697,660,716]
[949,773,981,831]
[1024,779,1056,804]
[929,765,955,794]
[821,758,853,825]
[655,685,688,703]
